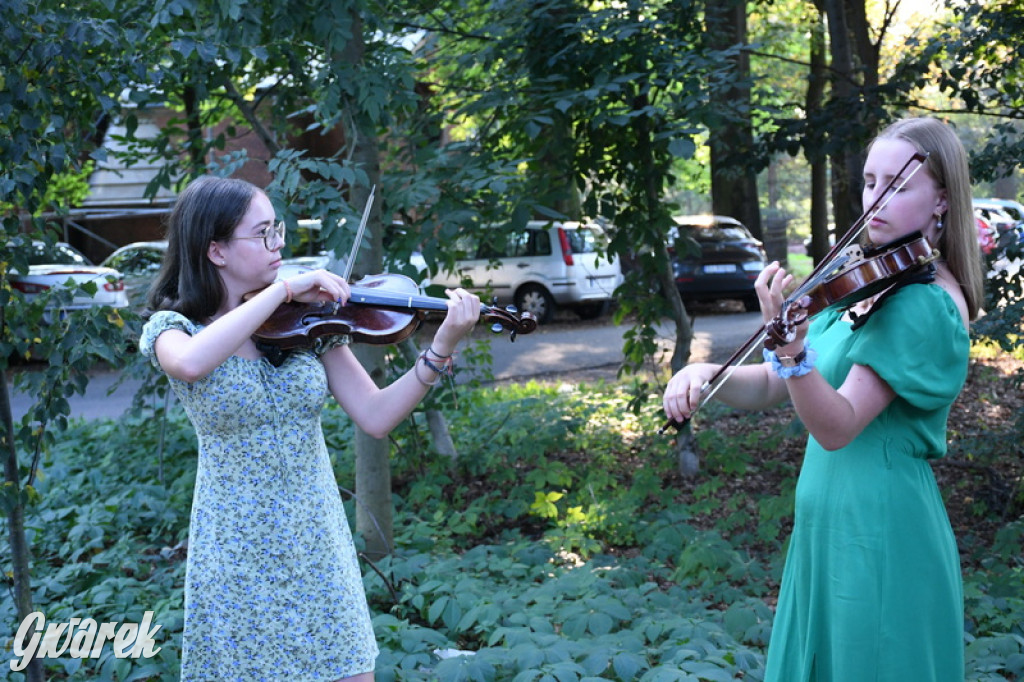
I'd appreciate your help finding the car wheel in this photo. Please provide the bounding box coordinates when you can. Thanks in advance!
[575,301,609,320]
[515,284,556,324]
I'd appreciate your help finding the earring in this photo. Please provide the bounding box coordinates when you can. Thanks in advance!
[935,214,944,230]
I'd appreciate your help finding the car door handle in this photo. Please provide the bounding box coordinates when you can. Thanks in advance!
[516,263,530,268]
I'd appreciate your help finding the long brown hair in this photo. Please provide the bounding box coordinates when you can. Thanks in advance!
[871,117,984,320]
[147,176,260,321]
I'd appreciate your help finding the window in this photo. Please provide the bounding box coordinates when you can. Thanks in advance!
[565,227,602,254]
[29,242,91,266]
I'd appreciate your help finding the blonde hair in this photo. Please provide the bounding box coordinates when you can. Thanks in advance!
[871,117,984,320]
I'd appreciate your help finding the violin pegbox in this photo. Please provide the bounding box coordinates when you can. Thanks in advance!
[483,304,538,342]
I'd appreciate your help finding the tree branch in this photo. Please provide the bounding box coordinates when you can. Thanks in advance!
[220,76,282,156]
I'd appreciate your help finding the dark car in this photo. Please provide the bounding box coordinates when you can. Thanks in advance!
[670,215,767,312]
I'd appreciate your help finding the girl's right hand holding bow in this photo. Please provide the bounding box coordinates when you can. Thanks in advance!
[663,362,722,424]
[277,269,351,305]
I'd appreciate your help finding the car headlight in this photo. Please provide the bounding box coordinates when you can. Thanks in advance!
[741,261,765,272]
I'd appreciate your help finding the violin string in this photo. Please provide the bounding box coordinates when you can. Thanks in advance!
[342,185,376,282]
[349,287,447,311]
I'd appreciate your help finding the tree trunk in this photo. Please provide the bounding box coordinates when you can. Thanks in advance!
[1,379,45,682]
[660,242,694,373]
[705,0,762,240]
[340,8,395,559]
[524,0,583,220]
[822,0,883,235]
[537,112,582,220]
[398,338,458,461]
[807,0,831,264]
[352,344,393,561]
[822,0,860,234]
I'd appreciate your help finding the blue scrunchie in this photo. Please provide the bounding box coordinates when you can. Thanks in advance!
[763,343,817,379]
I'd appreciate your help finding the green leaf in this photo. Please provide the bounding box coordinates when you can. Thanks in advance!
[612,651,646,680]
[667,137,695,159]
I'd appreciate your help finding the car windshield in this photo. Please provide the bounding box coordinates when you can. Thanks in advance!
[29,242,91,266]
[105,247,165,276]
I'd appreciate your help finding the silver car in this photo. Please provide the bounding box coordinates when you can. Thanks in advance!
[431,221,623,323]
[101,238,353,310]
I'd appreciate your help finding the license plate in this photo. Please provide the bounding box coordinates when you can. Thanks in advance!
[703,264,736,274]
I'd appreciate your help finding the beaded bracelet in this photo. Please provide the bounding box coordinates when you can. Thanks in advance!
[281,280,293,303]
[763,343,817,379]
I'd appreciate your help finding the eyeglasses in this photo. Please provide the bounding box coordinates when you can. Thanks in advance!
[235,220,286,251]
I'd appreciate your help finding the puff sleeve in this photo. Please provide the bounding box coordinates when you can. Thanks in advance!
[139,311,199,369]
[844,284,969,411]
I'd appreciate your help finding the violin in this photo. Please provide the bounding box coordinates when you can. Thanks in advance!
[252,272,538,349]
[762,231,939,349]
[660,151,935,434]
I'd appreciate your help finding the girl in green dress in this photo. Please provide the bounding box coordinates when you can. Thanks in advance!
[663,117,984,681]
[141,176,480,682]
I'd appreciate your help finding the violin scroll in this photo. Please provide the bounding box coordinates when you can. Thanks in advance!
[482,304,538,341]
[764,295,813,350]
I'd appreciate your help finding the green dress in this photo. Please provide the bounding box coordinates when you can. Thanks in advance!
[140,311,378,682]
[764,283,968,682]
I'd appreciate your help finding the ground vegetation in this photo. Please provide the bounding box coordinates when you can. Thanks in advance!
[3,336,1019,681]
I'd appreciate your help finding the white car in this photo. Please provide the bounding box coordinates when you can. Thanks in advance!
[11,241,128,311]
[102,234,426,310]
[430,220,623,323]
[973,199,1022,250]
[102,239,338,308]
[286,219,431,288]
[974,198,1024,225]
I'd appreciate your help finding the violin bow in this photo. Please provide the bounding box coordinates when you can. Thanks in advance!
[659,152,929,435]
[342,184,376,282]
[782,152,928,309]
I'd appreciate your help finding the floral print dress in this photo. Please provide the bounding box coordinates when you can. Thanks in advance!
[141,311,378,682]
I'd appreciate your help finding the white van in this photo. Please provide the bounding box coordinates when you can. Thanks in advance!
[431,220,623,323]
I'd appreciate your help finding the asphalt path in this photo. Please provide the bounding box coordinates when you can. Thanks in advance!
[9,304,763,421]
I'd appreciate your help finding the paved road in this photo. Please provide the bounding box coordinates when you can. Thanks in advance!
[9,306,762,421]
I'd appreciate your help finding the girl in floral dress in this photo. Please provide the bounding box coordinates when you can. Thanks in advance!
[141,176,479,682]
